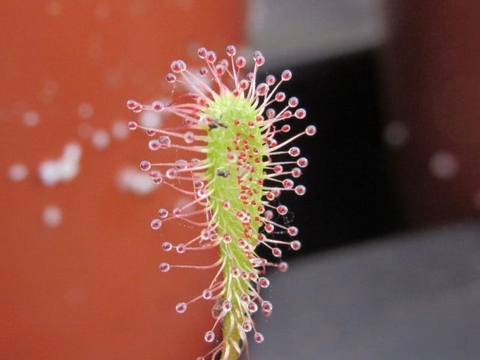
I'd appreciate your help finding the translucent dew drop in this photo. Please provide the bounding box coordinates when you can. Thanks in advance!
[290,240,302,250]
[272,248,282,257]
[172,207,183,217]
[236,56,246,68]
[282,179,294,189]
[175,159,188,170]
[202,289,213,300]
[266,74,276,85]
[159,136,171,149]
[288,146,300,157]
[259,277,270,288]
[205,51,217,64]
[159,262,170,272]
[287,226,299,236]
[204,331,215,343]
[261,301,273,312]
[127,121,138,130]
[150,219,162,230]
[255,55,265,66]
[288,97,299,107]
[152,101,164,112]
[127,100,138,110]
[176,244,186,253]
[276,205,288,215]
[281,70,292,81]
[226,45,236,56]
[255,83,269,96]
[166,168,179,179]
[266,108,276,119]
[275,92,286,102]
[197,47,207,59]
[247,301,258,313]
[149,139,161,151]
[306,125,317,136]
[158,208,169,218]
[254,332,265,343]
[162,242,173,251]
[291,167,302,178]
[242,321,253,332]
[222,300,232,311]
[295,185,306,195]
[297,157,309,168]
[294,108,306,119]
[184,131,195,144]
[137,161,151,173]
[171,60,187,73]
[175,302,187,314]
[149,170,162,181]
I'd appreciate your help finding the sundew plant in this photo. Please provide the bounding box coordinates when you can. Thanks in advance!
[127,45,315,360]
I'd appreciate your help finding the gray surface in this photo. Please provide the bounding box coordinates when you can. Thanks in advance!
[247,0,384,68]
[245,223,480,360]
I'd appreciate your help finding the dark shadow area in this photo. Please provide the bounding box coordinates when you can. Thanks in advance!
[265,49,403,256]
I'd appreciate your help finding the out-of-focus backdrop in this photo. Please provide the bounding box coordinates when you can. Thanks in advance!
[249,0,480,251]
[2,1,480,359]
[0,2,244,359]
[247,1,480,359]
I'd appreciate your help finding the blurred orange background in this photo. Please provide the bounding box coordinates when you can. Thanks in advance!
[0,1,244,359]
